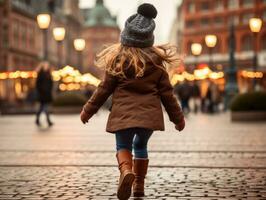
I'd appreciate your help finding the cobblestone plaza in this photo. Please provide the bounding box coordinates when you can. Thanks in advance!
[0,111,266,199]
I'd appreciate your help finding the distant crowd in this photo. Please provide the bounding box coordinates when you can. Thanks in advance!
[174,80,223,115]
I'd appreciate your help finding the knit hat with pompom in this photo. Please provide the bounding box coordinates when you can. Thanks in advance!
[120,3,157,48]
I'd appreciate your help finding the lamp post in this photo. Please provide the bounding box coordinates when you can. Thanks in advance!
[74,38,86,72]
[224,24,238,110]
[205,34,217,70]
[37,14,51,60]
[53,27,66,68]
[191,43,202,69]
[249,17,262,89]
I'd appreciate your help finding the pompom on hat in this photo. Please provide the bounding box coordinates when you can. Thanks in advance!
[120,3,157,48]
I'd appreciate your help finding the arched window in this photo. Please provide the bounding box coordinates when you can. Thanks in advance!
[241,34,253,51]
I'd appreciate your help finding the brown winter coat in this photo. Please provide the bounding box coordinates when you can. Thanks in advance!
[83,62,183,133]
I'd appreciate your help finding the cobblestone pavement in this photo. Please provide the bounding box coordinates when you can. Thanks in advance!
[0,167,266,200]
[1,151,266,168]
[0,111,266,199]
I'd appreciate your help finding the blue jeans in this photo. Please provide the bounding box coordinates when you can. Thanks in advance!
[115,128,153,158]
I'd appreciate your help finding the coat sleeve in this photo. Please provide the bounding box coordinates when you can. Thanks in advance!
[36,73,41,91]
[83,72,117,119]
[158,69,183,124]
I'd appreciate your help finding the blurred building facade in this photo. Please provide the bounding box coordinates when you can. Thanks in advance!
[173,0,266,70]
[0,0,83,72]
[169,5,184,48]
[81,0,120,78]
[0,0,120,102]
[0,0,40,72]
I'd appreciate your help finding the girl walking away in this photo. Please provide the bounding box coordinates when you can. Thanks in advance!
[80,3,185,200]
[35,61,54,127]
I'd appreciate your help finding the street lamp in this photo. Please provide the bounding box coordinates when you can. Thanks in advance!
[74,39,86,72]
[53,27,66,68]
[191,43,202,68]
[37,14,51,60]
[224,23,238,110]
[249,17,263,89]
[205,34,217,70]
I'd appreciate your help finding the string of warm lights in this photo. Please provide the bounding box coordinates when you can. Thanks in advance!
[241,70,264,79]
[0,71,37,80]
[171,67,225,85]
[0,66,264,90]
[0,66,101,91]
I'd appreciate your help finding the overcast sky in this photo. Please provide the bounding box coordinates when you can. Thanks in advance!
[79,0,181,44]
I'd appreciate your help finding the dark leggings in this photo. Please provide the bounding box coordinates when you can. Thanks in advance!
[115,128,153,158]
[36,103,51,123]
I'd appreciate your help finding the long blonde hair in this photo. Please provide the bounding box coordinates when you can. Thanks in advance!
[95,43,180,78]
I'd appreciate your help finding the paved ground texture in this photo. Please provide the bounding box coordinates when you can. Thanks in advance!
[0,111,266,199]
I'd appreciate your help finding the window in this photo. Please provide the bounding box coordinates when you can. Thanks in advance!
[214,0,224,11]
[187,2,195,13]
[242,0,254,8]
[229,15,239,25]
[14,56,20,68]
[2,23,8,48]
[21,23,27,48]
[200,1,210,12]
[13,20,19,46]
[214,17,223,26]
[28,26,35,48]
[186,20,195,28]
[228,0,239,9]
[200,18,209,27]
[241,35,253,51]
[242,13,253,24]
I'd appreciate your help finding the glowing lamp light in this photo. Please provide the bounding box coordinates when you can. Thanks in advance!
[0,73,8,80]
[249,18,263,33]
[191,43,202,56]
[242,70,263,78]
[183,72,195,81]
[171,74,185,85]
[37,14,51,29]
[205,35,217,48]
[194,66,212,80]
[53,27,66,41]
[209,72,224,80]
[74,39,86,51]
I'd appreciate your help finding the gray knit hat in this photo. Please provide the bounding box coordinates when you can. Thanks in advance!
[121,3,157,48]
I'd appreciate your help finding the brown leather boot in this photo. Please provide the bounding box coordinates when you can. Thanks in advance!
[116,150,135,200]
[133,158,149,197]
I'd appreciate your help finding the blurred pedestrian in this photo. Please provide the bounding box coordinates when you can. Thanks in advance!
[80,4,185,200]
[174,80,192,115]
[191,81,201,113]
[206,81,220,113]
[35,61,54,127]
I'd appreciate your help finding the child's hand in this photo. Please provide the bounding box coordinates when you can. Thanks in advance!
[80,110,89,124]
[175,117,185,132]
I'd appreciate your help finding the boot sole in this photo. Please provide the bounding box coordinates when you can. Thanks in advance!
[117,172,135,200]
[133,192,145,197]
